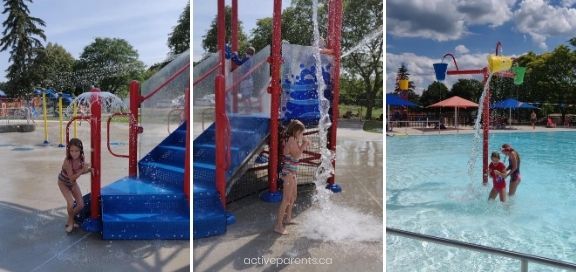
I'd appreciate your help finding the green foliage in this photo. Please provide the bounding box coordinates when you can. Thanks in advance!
[201,6,249,54]
[420,81,449,106]
[168,2,190,56]
[28,42,75,91]
[394,64,415,94]
[341,0,382,120]
[76,38,146,97]
[449,79,483,102]
[0,0,46,97]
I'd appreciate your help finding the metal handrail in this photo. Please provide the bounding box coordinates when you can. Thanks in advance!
[387,227,576,272]
[167,107,184,133]
[141,62,191,102]
[106,113,134,158]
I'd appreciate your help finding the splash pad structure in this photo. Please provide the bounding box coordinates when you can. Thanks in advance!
[432,41,523,183]
[64,50,190,239]
[193,0,345,239]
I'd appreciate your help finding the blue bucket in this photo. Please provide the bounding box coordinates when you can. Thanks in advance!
[433,63,448,81]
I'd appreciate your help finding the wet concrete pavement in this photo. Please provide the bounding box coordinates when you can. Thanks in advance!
[0,121,189,272]
[193,120,383,272]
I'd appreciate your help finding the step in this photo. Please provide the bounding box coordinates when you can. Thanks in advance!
[193,162,216,189]
[194,143,255,170]
[153,145,186,167]
[101,177,187,214]
[193,208,227,239]
[138,161,185,189]
[102,212,189,240]
[169,129,187,147]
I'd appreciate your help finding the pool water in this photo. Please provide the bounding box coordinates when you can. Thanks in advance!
[387,132,576,272]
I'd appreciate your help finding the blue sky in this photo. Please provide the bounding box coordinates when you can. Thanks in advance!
[386,0,576,94]
[0,0,188,81]
[192,0,291,62]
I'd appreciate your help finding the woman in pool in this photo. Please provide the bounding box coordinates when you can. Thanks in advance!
[487,151,507,202]
[501,143,521,196]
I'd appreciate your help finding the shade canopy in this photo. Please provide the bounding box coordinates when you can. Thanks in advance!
[491,98,537,109]
[386,93,418,107]
[427,96,478,108]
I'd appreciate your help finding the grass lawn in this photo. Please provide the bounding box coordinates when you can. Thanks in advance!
[363,120,383,133]
[340,104,383,120]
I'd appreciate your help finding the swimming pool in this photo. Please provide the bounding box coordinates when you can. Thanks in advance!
[387,131,576,272]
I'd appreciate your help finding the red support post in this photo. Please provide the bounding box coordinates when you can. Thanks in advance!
[326,0,342,190]
[261,0,283,202]
[216,0,227,207]
[90,88,102,219]
[482,69,490,183]
[232,0,239,113]
[129,81,140,177]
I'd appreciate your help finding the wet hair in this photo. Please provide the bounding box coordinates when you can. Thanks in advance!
[283,120,305,141]
[501,144,513,152]
[491,151,500,159]
[67,138,85,162]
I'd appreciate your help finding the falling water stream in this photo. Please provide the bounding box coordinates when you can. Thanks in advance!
[296,0,383,243]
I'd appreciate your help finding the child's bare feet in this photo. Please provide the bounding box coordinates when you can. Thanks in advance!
[274,226,288,235]
[65,224,74,233]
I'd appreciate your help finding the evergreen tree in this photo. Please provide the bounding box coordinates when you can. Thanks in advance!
[0,0,46,97]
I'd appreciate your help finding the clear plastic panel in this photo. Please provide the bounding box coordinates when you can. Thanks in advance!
[225,45,271,118]
[280,44,333,127]
[192,52,220,139]
[139,50,190,159]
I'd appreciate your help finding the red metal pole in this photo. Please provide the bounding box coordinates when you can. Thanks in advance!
[90,88,101,219]
[215,75,226,207]
[184,86,190,202]
[215,0,227,207]
[232,0,239,113]
[327,0,342,187]
[267,0,283,196]
[129,81,140,177]
[482,68,490,183]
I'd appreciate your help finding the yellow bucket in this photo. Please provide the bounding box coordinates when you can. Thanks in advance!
[399,79,409,90]
[487,55,512,73]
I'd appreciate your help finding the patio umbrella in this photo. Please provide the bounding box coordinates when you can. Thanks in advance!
[491,98,538,127]
[0,90,5,97]
[427,96,478,128]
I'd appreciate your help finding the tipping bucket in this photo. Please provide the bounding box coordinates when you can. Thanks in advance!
[511,66,526,85]
[399,79,409,90]
[487,55,512,73]
[433,63,448,81]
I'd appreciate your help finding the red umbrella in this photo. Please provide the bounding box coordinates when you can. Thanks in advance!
[427,96,478,128]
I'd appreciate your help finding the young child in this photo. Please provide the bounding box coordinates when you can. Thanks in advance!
[58,138,92,233]
[274,120,310,235]
[487,151,507,202]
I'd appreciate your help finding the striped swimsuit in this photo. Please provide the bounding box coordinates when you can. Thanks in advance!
[58,159,83,190]
[281,155,299,177]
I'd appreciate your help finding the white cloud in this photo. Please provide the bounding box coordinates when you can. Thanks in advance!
[387,0,515,41]
[560,0,576,7]
[514,0,576,49]
[455,45,470,54]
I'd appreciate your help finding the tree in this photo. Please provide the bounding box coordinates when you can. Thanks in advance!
[201,6,249,55]
[168,2,190,56]
[449,79,483,102]
[0,0,46,97]
[28,42,75,91]
[249,17,272,51]
[420,81,449,107]
[393,64,415,96]
[341,0,383,120]
[76,38,146,97]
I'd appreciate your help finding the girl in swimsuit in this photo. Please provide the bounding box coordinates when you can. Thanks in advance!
[501,144,521,196]
[274,120,310,235]
[487,152,507,202]
[58,138,92,233]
